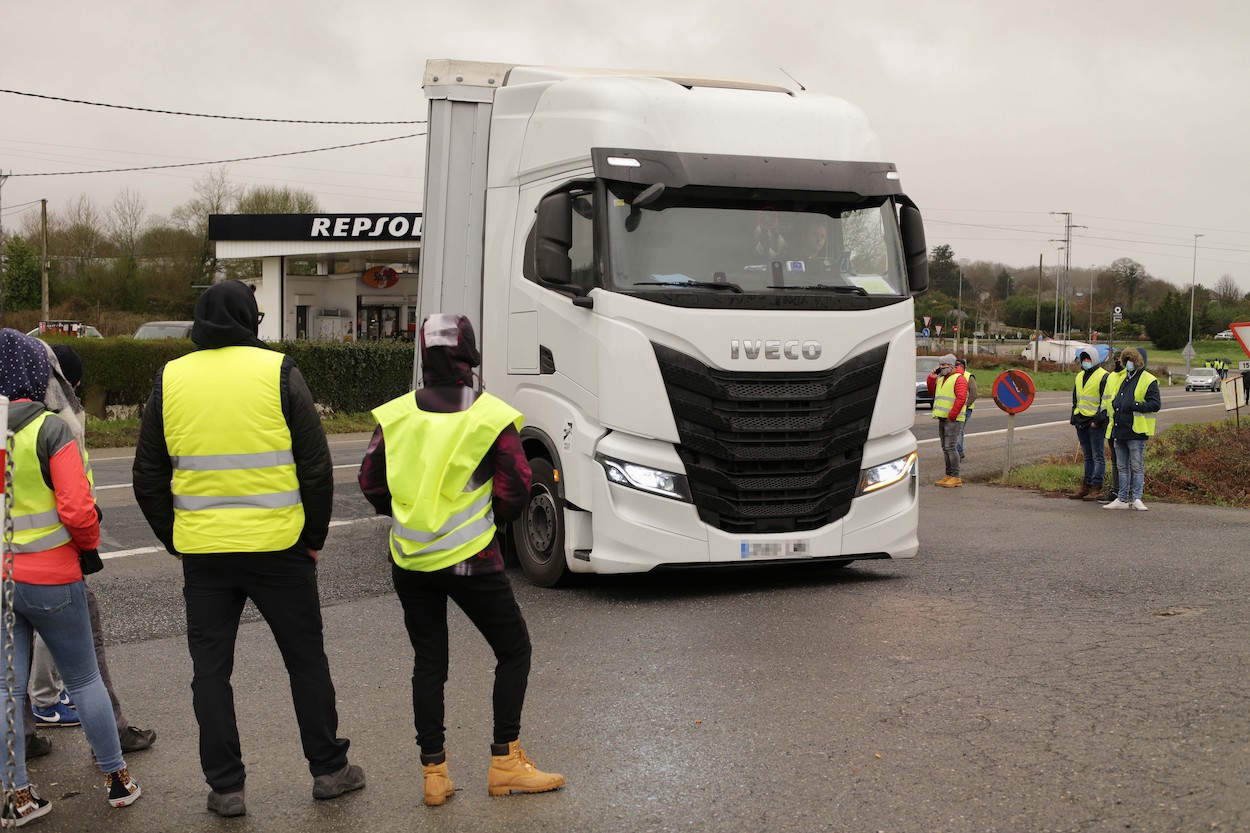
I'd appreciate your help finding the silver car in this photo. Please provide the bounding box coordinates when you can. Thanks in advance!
[1184,367,1221,392]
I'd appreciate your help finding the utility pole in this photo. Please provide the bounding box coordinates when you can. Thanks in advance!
[1049,212,1086,370]
[0,170,8,321]
[41,199,49,322]
[1034,254,1042,373]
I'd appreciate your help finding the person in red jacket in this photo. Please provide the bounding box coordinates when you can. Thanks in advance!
[0,328,142,826]
[926,352,968,487]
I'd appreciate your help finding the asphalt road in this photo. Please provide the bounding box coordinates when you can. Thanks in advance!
[10,390,1248,832]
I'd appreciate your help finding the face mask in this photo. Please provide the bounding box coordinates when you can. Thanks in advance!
[1081,361,1092,370]
[1125,361,1135,373]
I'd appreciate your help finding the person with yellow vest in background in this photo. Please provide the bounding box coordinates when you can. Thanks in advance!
[0,328,143,826]
[132,280,364,818]
[358,313,564,808]
[954,357,976,460]
[1067,349,1109,501]
[1095,355,1127,503]
[1102,346,1161,511]
[926,353,968,487]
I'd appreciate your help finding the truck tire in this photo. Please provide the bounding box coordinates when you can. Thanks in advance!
[512,458,569,587]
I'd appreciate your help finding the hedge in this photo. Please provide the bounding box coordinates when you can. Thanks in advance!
[42,337,416,414]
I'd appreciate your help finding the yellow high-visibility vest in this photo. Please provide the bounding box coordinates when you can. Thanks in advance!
[932,372,968,422]
[373,391,522,572]
[8,411,72,554]
[1073,367,1109,417]
[163,347,303,553]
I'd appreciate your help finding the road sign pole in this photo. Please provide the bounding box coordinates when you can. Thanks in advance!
[1004,413,1015,477]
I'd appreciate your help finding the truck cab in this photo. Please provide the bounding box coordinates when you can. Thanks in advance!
[417,60,928,585]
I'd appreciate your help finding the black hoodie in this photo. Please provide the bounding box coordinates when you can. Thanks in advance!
[131,281,334,555]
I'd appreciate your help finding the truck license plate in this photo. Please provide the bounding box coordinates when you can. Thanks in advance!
[740,540,811,559]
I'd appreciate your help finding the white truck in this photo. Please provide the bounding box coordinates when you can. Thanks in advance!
[416,59,930,586]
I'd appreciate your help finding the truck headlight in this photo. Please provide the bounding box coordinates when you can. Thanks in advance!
[856,452,918,496]
[595,453,692,501]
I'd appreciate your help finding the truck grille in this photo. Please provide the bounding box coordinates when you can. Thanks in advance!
[652,343,887,534]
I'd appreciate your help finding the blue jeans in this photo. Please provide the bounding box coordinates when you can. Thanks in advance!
[1,580,124,789]
[1075,422,1106,486]
[957,411,970,457]
[1115,438,1147,501]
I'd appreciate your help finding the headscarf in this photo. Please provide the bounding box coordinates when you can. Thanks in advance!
[0,328,51,401]
[419,313,480,387]
[192,280,266,349]
[0,328,85,450]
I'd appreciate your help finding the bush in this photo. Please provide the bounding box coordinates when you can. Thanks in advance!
[59,337,415,413]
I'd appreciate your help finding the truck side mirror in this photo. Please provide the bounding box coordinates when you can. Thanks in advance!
[899,201,928,295]
[535,192,573,286]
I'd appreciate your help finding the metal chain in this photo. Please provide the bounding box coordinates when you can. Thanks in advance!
[3,398,19,810]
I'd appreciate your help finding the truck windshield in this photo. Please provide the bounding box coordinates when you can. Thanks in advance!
[603,185,908,300]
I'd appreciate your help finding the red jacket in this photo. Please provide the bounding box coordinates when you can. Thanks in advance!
[926,370,968,420]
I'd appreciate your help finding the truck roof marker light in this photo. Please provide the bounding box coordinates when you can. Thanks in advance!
[885,172,900,181]
[606,157,642,168]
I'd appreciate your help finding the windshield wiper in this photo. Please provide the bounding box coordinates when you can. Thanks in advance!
[769,283,867,296]
[632,280,743,293]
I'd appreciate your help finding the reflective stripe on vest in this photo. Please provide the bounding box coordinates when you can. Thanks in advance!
[163,346,304,553]
[1073,367,1109,417]
[9,410,72,554]
[932,372,967,422]
[373,391,523,572]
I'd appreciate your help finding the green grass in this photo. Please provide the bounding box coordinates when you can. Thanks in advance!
[85,412,377,449]
[988,420,1250,508]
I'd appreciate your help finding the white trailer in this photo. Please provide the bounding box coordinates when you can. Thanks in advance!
[417,59,930,586]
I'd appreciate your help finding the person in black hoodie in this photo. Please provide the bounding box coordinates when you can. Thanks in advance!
[1067,349,1109,501]
[132,280,363,817]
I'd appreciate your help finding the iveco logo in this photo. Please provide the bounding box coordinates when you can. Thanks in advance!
[730,340,822,360]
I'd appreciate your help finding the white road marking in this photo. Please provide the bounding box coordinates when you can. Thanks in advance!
[100,515,386,560]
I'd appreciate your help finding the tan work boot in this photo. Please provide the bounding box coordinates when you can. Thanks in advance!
[422,758,455,807]
[938,476,962,488]
[488,741,565,796]
[933,475,953,486]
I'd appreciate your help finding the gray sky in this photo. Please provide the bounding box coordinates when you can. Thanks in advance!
[3,0,1248,294]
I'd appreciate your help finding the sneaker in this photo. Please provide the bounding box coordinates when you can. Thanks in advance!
[1,785,51,827]
[119,726,157,753]
[312,763,366,800]
[105,767,141,808]
[32,702,80,728]
[207,789,246,817]
[56,690,75,710]
[1132,499,1148,511]
[488,741,565,796]
[24,734,52,760]
[1102,499,1131,510]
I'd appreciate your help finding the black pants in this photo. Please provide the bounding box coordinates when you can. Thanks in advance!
[391,564,532,755]
[183,551,349,793]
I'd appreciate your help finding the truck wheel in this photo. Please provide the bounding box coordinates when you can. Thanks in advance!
[513,458,568,587]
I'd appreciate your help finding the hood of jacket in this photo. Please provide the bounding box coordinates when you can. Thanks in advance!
[191,280,267,350]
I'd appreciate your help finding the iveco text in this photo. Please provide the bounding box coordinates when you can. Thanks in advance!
[730,339,823,360]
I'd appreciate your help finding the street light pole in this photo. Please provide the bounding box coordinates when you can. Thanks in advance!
[1186,233,1203,375]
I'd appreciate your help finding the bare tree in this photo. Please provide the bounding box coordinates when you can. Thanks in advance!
[107,188,147,257]
[1212,273,1241,304]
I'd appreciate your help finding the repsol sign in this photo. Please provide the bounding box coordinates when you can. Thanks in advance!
[730,339,822,360]
[208,213,423,242]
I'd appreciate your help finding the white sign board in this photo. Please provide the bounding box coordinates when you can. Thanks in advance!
[1223,374,1246,411]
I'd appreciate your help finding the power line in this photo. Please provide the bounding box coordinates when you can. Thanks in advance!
[0,88,424,125]
[6,133,425,176]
